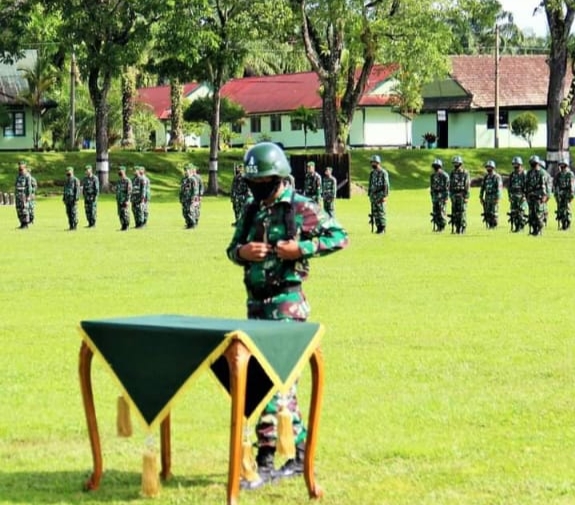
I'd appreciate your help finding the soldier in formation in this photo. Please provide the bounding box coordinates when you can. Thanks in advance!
[553,158,575,230]
[429,158,449,232]
[367,154,390,234]
[192,165,204,225]
[230,164,251,225]
[81,165,99,227]
[303,161,322,204]
[62,167,81,230]
[321,166,337,217]
[507,156,528,232]
[448,155,470,234]
[525,155,551,236]
[28,165,37,225]
[226,142,348,490]
[140,166,151,226]
[130,166,146,228]
[179,164,199,229]
[116,166,132,231]
[14,160,32,229]
[479,160,503,229]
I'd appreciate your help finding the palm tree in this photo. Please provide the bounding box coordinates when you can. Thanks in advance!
[290,105,318,149]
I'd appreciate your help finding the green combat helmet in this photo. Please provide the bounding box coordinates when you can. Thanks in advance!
[370,155,381,164]
[529,155,541,166]
[485,160,496,169]
[452,155,463,165]
[432,158,443,168]
[244,142,291,179]
[512,156,523,165]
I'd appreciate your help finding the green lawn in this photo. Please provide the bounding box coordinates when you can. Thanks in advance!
[0,190,574,505]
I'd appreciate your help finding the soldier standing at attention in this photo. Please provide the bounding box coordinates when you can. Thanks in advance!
[479,160,503,229]
[321,166,337,217]
[130,166,145,228]
[230,164,251,225]
[507,156,528,232]
[82,165,99,227]
[525,155,550,236]
[14,160,32,229]
[449,155,470,234]
[140,166,151,226]
[429,158,449,232]
[226,142,348,490]
[191,165,204,225]
[62,167,81,231]
[116,166,132,231]
[179,164,198,229]
[553,158,575,230]
[28,165,37,225]
[303,161,322,204]
[367,154,390,234]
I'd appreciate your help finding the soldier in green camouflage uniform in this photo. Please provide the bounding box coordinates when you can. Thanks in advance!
[479,160,503,229]
[62,167,81,230]
[192,165,204,225]
[116,166,132,231]
[14,161,32,229]
[179,165,199,229]
[230,164,251,225]
[303,161,322,204]
[449,155,470,234]
[429,158,449,232]
[28,166,37,225]
[368,154,390,234]
[82,165,99,227]
[553,158,575,230]
[525,155,551,236]
[321,166,337,217]
[507,156,528,232]
[130,166,145,228]
[140,166,151,226]
[227,142,348,489]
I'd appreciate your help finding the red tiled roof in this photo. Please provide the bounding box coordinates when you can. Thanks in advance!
[450,55,552,109]
[137,83,201,120]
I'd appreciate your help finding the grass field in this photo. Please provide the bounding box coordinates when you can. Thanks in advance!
[1,190,574,505]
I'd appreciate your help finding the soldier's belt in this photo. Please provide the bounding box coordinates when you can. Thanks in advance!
[248,283,302,301]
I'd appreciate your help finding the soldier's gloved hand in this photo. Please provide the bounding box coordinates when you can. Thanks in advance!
[239,242,273,262]
[275,240,302,260]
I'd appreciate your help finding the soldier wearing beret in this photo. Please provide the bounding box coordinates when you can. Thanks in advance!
[63,167,81,230]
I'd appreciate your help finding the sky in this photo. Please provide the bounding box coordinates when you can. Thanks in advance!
[499,0,548,36]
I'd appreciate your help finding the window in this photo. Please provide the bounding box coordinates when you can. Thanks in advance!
[314,113,324,130]
[3,110,25,137]
[486,110,509,129]
[270,114,282,132]
[231,122,242,134]
[290,118,302,131]
[250,116,261,133]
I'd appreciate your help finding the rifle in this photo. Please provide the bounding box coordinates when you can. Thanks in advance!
[368,213,374,233]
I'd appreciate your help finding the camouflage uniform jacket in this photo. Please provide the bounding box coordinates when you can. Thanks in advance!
[480,172,503,201]
[142,175,151,201]
[449,168,470,199]
[82,175,99,201]
[430,170,449,202]
[179,175,197,202]
[231,174,250,201]
[304,172,322,200]
[227,187,349,294]
[322,175,337,201]
[525,168,550,201]
[63,176,80,203]
[368,168,389,201]
[194,174,204,196]
[554,169,575,199]
[508,169,526,197]
[116,177,132,205]
[30,176,37,199]
[15,173,32,201]
[131,175,144,203]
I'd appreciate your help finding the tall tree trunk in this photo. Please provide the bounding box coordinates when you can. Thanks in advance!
[207,86,221,195]
[121,66,136,149]
[322,77,339,154]
[169,79,185,149]
[89,69,111,191]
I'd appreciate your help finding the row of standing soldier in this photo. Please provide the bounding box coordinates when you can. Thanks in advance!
[430,155,574,235]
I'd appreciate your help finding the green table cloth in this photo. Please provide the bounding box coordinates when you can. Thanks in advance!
[79,314,323,429]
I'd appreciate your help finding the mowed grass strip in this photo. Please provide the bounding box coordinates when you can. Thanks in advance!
[0,191,574,505]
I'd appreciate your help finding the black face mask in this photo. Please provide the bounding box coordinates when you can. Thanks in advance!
[248,178,282,202]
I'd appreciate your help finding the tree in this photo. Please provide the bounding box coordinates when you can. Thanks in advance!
[290,105,318,149]
[293,0,451,153]
[511,112,539,147]
[44,0,166,190]
[541,0,575,173]
[121,66,137,149]
[184,95,246,128]
[131,102,161,151]
[0,0,35,63]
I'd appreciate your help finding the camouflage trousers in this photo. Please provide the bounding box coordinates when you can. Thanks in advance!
[323,198,335,217]
[232,197,248,222]
[481,199,499,229]
[181,199,196,228]
[131,201,145,227]
[194,198,202,225]
[431,198,447,230]
[117,203,130,229]
[28,200,35,224]
[84,199,97,226]
[369,198,386,227]
[508,194,528,231]
[527,197,546,234]
[64,201,78,229]
[247,287,310,448]
[143,200,149,224]
[555,194,572,229]
[16,196,30,225]
[450,194,467,233]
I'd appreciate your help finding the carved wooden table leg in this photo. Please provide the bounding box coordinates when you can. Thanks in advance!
[79,341,103,491]
[224,338,251,505]
[305,346,324,499]
[160,414,172,480]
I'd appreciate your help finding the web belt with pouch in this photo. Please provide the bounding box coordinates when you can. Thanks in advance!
[247,282,301,301]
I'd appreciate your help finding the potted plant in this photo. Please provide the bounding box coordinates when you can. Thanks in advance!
[422,132,437,148]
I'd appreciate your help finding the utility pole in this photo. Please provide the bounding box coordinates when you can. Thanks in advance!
[494,24,500,149]
[69,49,76,150]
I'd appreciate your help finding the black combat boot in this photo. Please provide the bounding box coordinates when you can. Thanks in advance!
[376,224,385,234]
[241,446,276,490]
[274,443,305,479]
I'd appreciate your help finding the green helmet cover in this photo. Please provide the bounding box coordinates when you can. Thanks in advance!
[244,142,291,179]
[452,155,463,165]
